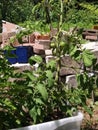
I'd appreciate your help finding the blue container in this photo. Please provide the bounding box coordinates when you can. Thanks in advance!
[5,50,17,64]
[16,46,28,63]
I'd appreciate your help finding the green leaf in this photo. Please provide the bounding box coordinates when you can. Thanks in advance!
[47,79,54,87]
[37,108,41,116]
[26,72,37,82]
[95,101,98,106]
[4,99,16,110]
[70,46,77,57]
[76,74,83,86]
[46,60,56,70]
[29,55,42,65]
[83,55,92,67]
[83,105,93,116]
[94,63,98,70]
[36,83,48,101]
[45,70,53,79]
[4,49,17,58]
[45,70,54,87]
[27,89,32,94]
[83,50,96,60]
[35,98,44,105]
[66,109,73,116]
[77,28,84,35]
[82,50,95,67]
[29,107,37,123]
[16,119,21,125]
[32,3,41,14]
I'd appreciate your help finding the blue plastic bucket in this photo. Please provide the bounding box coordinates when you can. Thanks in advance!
[4,49,17,64]
[16,46,28,63]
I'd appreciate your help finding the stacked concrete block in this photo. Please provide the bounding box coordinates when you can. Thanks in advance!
[35,34,50,50]
[29,32,41,43]
[82,29,98,41]
[38,40,50,50]
[1,33,8,48]
[1,32,17,48]
[33,43,45,56]
[2,20,19,33]
[45,50,79,87]
[32,34,50,56]
[45,49,52,56]
[11,63,33,72]
[60,55,80,76]
[66,75,77,88]
[1,20,19,48]
[45,49,54,63]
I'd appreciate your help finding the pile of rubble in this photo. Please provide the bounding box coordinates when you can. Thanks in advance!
[1,21,98,88]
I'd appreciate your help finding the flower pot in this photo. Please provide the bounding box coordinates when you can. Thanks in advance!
[10,112,83,130]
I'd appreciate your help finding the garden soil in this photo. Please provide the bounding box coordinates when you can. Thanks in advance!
[81,100,98,130]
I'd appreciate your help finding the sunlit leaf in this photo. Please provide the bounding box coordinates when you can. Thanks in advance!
[36,83,48,101]
[29,107,37,123]
[29,55,42,65]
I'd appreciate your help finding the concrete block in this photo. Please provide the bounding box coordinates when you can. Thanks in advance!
[66,75,77,88]
[60,55,80,76]
[45,49,52,56]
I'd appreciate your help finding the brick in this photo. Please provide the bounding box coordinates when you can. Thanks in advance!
[93,25,98,30]
[37,35,50,40]
[29,33,36,43]
[38,40,50,49]
[33,43,45,55]
[85,35,98,41]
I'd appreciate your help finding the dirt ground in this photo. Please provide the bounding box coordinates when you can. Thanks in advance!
[81,100,98,130]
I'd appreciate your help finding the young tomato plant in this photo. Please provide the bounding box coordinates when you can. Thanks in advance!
[1,0,98,130]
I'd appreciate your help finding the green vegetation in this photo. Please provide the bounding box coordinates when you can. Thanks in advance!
[0,0,98,130]
[0,0,98,32]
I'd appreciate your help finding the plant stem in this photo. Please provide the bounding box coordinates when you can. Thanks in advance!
[59,0,63,32]
[55,0,63,85]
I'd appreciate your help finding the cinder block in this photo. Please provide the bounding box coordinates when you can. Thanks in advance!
[66,75,77,88]
[85,35,98,41]
[36,40,50,49]
[60,55,80,76]
[45,55,54,63]
[29,33,36,43]
[45,49,52,56]
[33,43,45,55]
